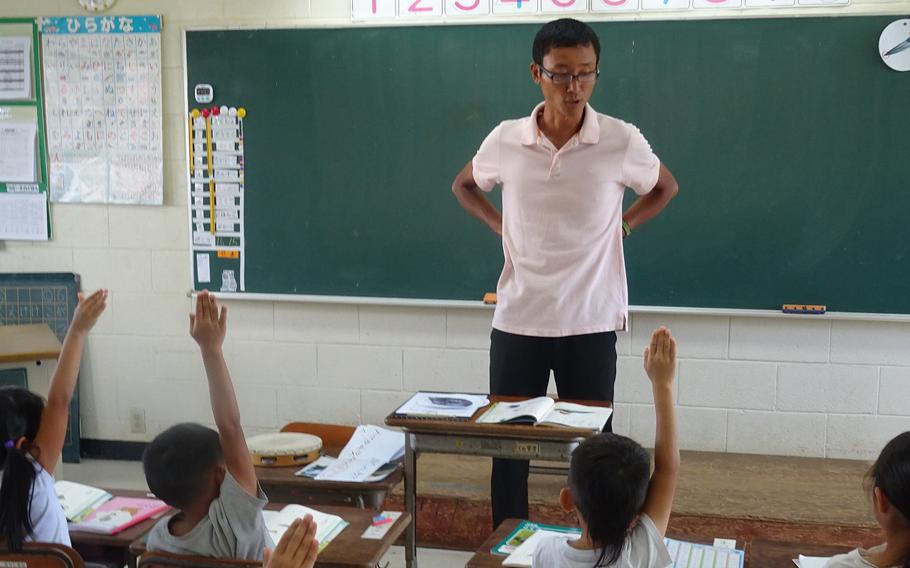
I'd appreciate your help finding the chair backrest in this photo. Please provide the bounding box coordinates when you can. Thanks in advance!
[137,551,260,568]
[0,543,84,568]
[280,422,356,455]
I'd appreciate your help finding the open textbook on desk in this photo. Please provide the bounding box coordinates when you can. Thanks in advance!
[476,397,613,430]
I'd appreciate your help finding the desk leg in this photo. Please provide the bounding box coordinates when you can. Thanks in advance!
[404,432,418,568]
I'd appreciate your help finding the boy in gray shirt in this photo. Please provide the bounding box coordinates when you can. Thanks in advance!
[143,291,273,561]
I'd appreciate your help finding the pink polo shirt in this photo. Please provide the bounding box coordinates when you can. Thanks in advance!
[472,102,660,337]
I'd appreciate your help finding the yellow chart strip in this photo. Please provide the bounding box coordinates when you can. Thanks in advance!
[205,115,215,235]
[187,115,195,178]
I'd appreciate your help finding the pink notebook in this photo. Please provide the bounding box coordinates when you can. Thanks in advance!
[70,496,169,535]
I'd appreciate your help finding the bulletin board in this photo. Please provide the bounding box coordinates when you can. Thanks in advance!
[0,18,50,241]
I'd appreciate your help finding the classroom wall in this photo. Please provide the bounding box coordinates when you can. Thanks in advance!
[2,0,909,461]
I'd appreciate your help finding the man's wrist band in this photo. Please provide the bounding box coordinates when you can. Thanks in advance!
[622,220,632,238]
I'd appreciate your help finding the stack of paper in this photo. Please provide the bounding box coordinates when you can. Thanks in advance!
[263,504,348,552]
[794,556,832,568]
[315,425,404,483]
[70,496,168,535]
[295,455,398,482]
[54,480,112,522]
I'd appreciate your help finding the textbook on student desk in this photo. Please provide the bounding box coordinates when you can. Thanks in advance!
[69,496,168,535]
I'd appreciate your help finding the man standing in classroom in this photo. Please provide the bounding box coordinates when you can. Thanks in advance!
[451,18,679,528]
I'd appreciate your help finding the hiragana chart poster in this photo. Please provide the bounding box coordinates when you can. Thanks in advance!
[40,16,163,204]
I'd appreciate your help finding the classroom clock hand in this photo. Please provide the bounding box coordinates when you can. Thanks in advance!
[884,36,910,56]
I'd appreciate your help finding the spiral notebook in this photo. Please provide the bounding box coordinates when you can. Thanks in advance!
[392,392,490,421]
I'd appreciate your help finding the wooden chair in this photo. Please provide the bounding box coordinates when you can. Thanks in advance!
[0,543,85,568]
[280,422,356,455]
[136,550,260,568]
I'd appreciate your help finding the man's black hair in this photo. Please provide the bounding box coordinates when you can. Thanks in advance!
[532,18,601,66]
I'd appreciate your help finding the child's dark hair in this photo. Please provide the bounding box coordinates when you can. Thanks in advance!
[142,423,224,509]
[532,18,601,67]
[0,386,45,552]
[568,433,651,566]
[868,431,910,568]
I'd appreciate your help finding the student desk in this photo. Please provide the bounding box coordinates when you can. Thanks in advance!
[254,422,403,510]
[385,396,611,568]
[748,539,852,566]
[256,466,402,510]
[129,503,411,568]
[467,519,772,567]
[465,518,522,568]
[69,489,172,568]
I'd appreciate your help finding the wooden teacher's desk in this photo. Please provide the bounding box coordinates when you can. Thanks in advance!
[386,395,611,568]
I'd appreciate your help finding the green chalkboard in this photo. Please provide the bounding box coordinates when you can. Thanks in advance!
[185,16,910,313]
[0,273,82,462]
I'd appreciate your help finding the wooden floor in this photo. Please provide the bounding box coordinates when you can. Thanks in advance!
[385,450,883,551]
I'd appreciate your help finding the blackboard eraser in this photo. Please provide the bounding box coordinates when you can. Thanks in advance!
[483,292,497,305]
[782,304,826,314]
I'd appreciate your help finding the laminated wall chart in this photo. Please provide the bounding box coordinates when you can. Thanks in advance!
[0,18,50,241]
[189,106,246,292]
[40,16,163,204]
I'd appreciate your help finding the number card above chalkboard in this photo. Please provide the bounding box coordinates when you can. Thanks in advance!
[39,15,163,205]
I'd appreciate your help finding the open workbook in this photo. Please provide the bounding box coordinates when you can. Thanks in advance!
[476,397,613,430]
[263,504,348,552]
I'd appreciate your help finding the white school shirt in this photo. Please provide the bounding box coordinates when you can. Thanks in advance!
[532,514,672,568]
[472,102,661,337]
[0,456,72,546]
[824,544,895,568]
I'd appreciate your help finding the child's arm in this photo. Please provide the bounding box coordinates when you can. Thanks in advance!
[190,291,258,497]
[33,289,107,474]
[640,327,680,536]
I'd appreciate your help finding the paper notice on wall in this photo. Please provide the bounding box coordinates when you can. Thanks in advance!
[0,37,31,100]
[0,121,37,182]
[0,191,47,240]
[196,253,210,283]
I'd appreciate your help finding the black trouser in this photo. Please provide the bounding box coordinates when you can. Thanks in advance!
[489,328,617,528]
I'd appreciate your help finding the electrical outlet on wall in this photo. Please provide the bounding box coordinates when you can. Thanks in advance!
[129,407,146,434]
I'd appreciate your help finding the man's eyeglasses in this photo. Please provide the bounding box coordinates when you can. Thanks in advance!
[537,64,599,85]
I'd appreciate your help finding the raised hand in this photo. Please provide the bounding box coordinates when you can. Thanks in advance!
[189,290,227,352]
[70,289,108,334]
[643,326,676,387]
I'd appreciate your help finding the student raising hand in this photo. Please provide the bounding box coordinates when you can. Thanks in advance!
[71,289,108,333]
[640,326,680,536]
[263,516,319,568]
[32,289,108,474]
[190,289,227,353]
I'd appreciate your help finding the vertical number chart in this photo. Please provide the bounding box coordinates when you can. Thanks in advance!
[39,16,163,204]
[189,106,246,293]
